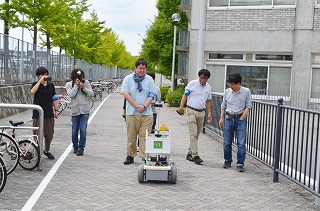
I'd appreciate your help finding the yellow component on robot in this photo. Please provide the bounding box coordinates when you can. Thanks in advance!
[159,125,168,131]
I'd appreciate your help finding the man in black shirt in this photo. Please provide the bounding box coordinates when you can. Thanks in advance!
[31,67,58,160]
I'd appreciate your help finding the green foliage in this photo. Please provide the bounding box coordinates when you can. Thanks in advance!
[160,86,170,102]
[0,0,137,70]
[166,87,184,107]
[140,0,188,78]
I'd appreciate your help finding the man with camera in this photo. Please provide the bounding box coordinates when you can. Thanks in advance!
[31,66,59,160]
[66,69,94,156]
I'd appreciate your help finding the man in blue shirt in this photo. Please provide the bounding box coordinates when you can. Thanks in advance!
[121,58,155,165]
[219,73,252,172]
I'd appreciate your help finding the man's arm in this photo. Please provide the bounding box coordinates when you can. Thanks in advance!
[219,108,225,129]
[206,99,212,123]
[177,94,187,115]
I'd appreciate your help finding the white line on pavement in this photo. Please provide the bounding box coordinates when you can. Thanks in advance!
[21,94,111,211]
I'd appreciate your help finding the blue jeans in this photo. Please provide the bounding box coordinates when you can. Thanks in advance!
[72,113,89,151]
[223,116,247,166]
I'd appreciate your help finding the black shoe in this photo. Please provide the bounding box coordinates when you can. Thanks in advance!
[44,151,55,160]
[124,156,134,165]
[223,160,232,169]
[77,150,84,156]
[194,156,203,165]
[73,148,78,154]
[186,154,194,162]
[237,166,245,172]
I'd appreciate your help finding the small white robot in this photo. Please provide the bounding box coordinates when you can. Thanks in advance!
[138,103,177,184]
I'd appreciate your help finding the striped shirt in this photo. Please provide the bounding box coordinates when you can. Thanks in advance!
[221,86,252,114]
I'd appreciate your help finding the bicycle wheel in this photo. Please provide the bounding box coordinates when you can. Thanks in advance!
[18,139,40,170]
[89,98,94,109]
[0,157,7,193]
[0,133,19,175]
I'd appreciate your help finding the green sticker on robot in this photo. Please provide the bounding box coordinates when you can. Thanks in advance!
[154,141,163,149]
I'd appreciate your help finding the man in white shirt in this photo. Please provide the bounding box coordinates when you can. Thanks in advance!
[177,69,212,165]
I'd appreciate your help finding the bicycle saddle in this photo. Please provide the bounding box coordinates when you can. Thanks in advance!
[9,120,24,126]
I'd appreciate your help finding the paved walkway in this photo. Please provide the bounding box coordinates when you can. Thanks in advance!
[0,89,318,210]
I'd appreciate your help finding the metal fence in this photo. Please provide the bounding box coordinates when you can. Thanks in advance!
[0,33,132,85]
[205,93,320,200]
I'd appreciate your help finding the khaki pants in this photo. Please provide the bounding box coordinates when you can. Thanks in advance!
[186,108,205,157]
[126,115,153,158]
[33,118,55,152]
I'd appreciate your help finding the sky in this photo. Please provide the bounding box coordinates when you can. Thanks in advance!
[0,0,158,56]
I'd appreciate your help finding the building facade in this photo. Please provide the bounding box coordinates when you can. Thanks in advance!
[178,0,320,109]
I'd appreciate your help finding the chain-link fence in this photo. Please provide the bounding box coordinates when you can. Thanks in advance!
[0,33,132,85]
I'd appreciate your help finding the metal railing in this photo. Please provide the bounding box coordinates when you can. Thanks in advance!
[0,103,43,170]
[0,33,131,85]
[205,93,320,202]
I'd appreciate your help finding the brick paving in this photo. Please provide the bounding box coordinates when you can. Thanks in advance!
[0,90,319,210]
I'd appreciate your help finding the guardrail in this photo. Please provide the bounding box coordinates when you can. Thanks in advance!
[0,103,43,170]
[204,93,320,205]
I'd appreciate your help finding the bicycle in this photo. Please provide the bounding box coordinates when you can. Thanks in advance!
[56,88,71,115]
[0,153,7,193]
[0,128,19,175]
[91,85,102,101]
[57,87,94,115]
[0,120,40,174]
[9,120,40,171]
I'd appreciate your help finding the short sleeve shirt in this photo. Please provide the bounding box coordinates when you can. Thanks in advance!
[121,73,155,115]
[31,82,56,119]
[185,79,212,110]
[221,86,252,114]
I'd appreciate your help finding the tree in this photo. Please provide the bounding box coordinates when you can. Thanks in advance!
[140,0,187,79]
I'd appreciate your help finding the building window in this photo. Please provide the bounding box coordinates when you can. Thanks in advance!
[209,0,295,7]
[207,64,291,96]
[226,65,268,94]
[255,54,293,61]
[268,67,291,96]
[209,53,243,60]
[311,68,320,98]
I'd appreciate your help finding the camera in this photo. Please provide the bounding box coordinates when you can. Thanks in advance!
[76,71,85,83]
[44,76,52,81]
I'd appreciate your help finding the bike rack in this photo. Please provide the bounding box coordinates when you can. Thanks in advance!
[0,103,44,171]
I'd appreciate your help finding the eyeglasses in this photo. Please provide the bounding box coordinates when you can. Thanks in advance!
[137,66,146,71]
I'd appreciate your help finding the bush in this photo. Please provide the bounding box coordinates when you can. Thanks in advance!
[166,87,184,107]
[160,86,170,102]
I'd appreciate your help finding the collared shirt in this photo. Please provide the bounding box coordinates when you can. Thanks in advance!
[221,86,252,114]
[31,81,56,119]
[185,79,212,110]
[121,73,154,115]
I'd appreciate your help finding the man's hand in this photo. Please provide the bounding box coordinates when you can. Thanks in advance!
[218,119,223,129]
[54,110,59,119]
[176,108,184,115]
[136,104,145,113]
[207,114,212,123]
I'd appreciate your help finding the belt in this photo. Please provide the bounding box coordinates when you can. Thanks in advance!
[226,112,243,118]
[186,106,205,112]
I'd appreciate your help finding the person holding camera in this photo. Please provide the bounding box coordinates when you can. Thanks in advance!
[31,66,59,160]
[66,69,94,156]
